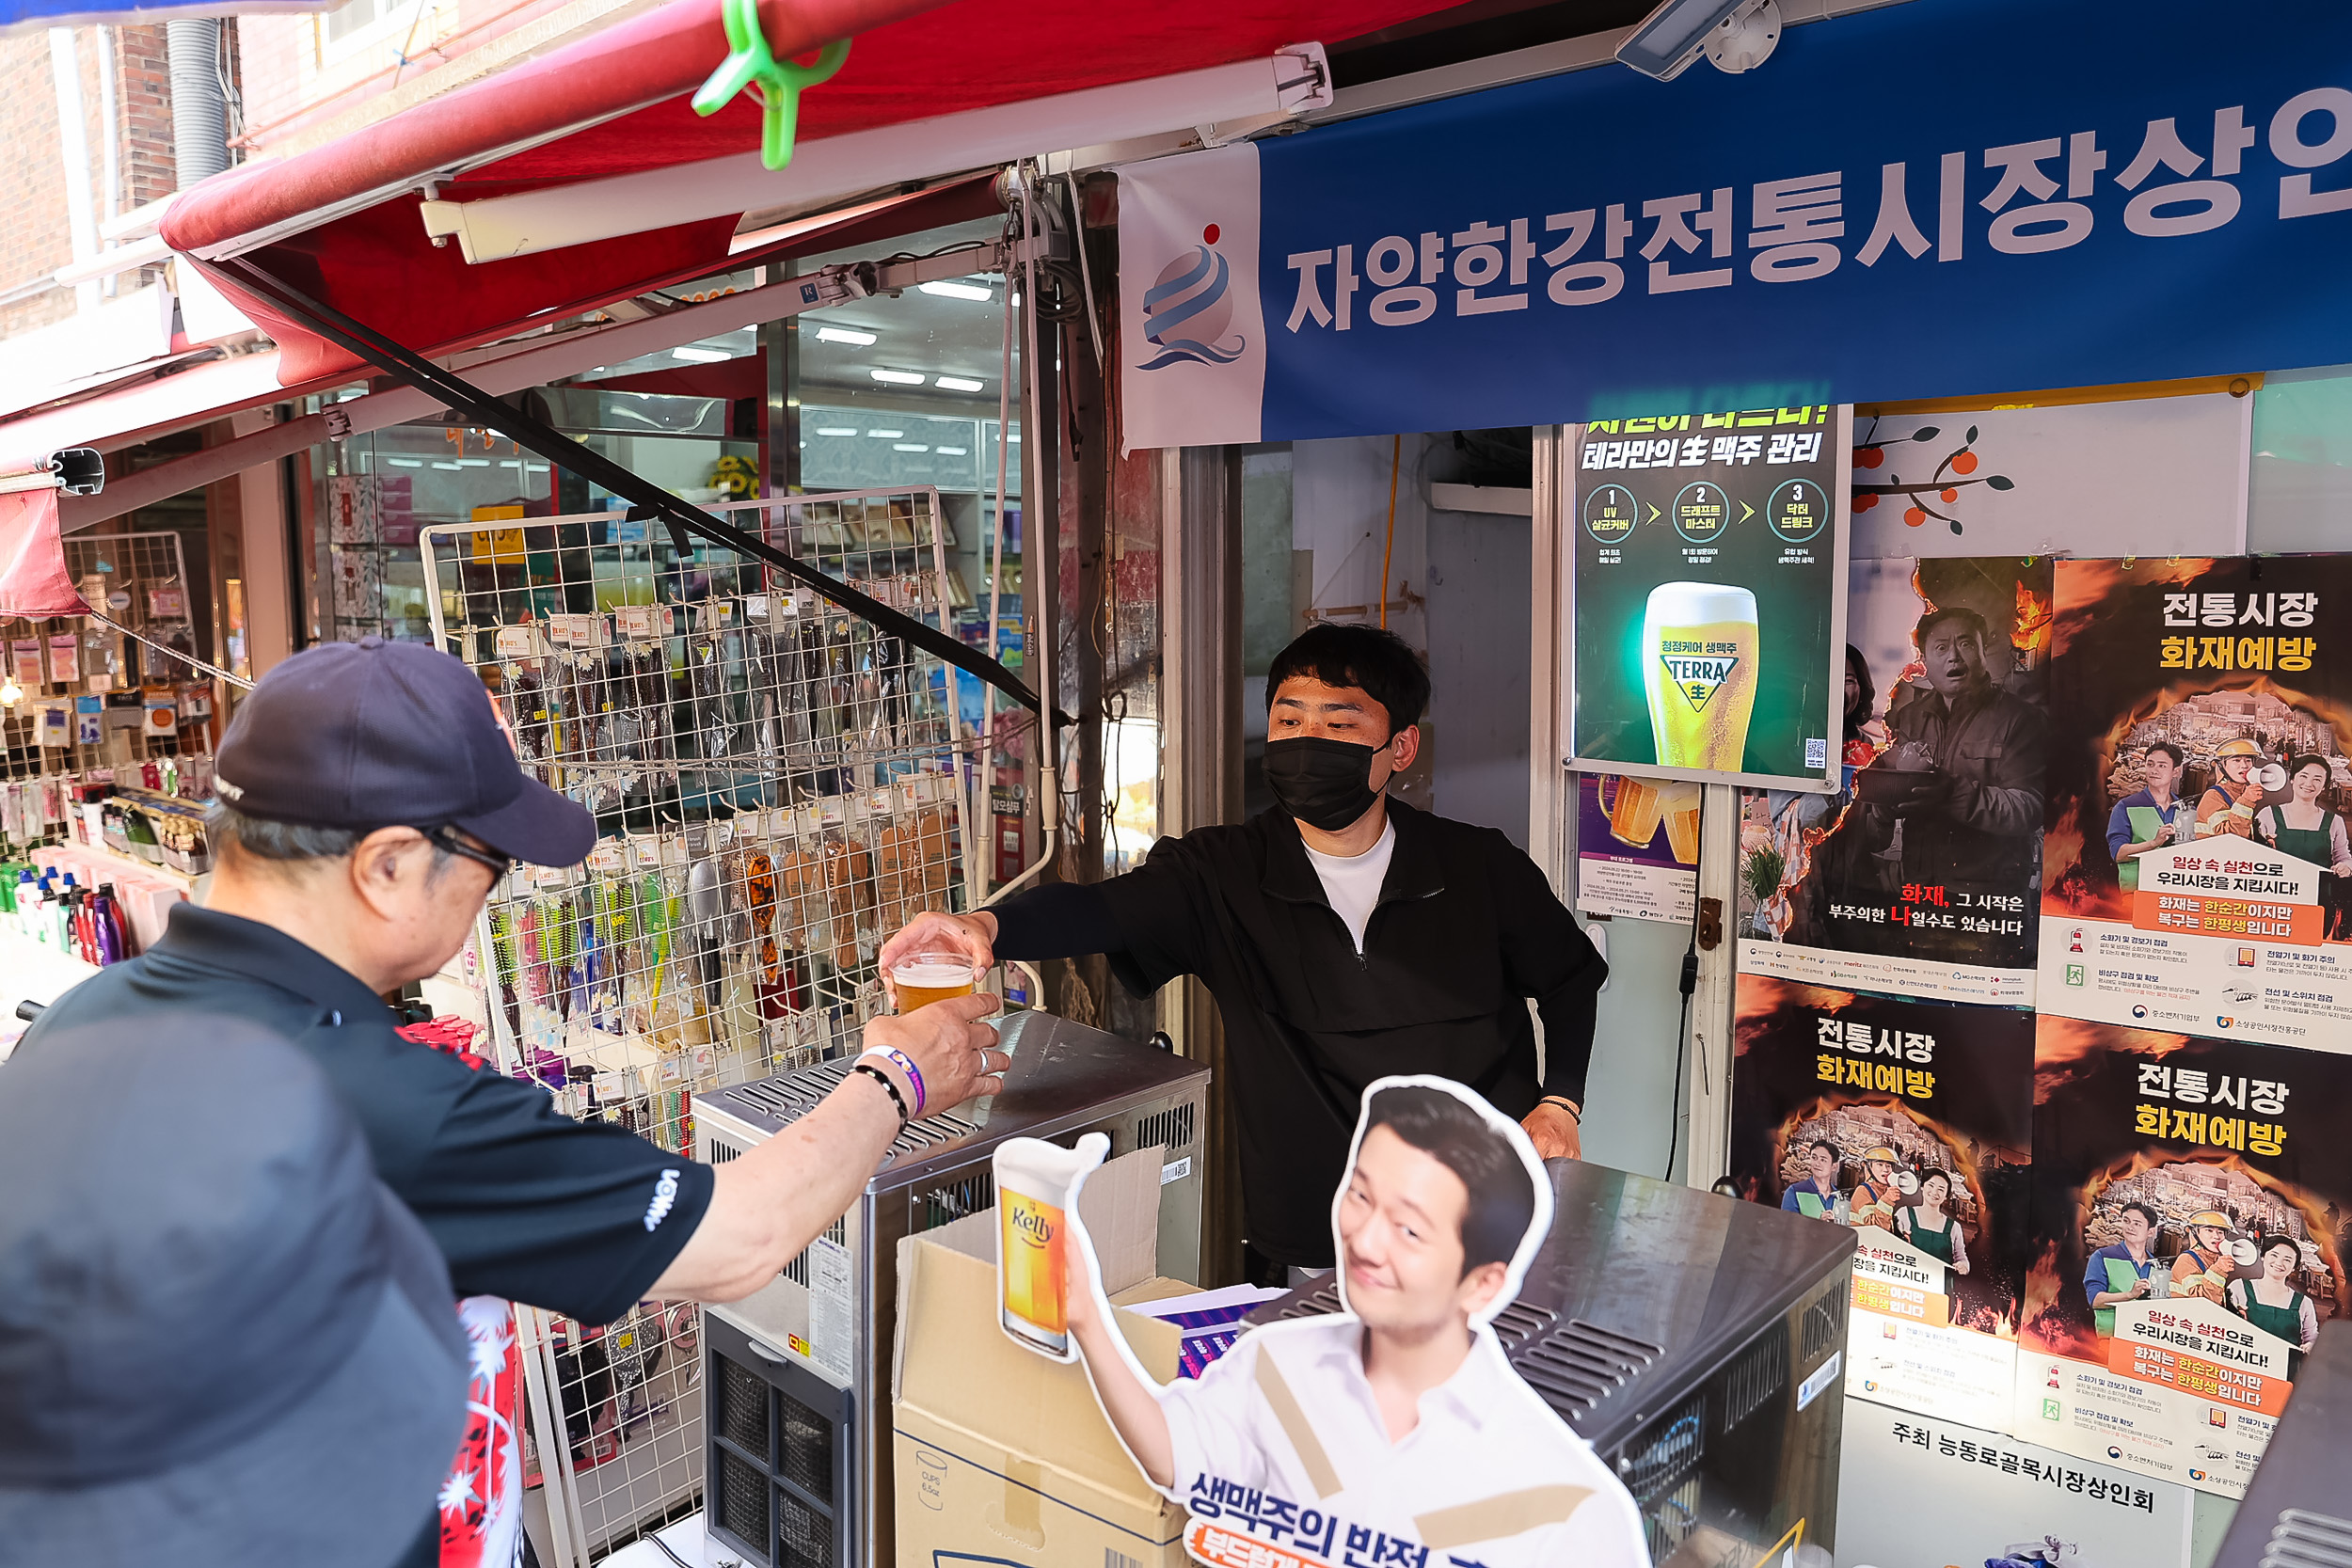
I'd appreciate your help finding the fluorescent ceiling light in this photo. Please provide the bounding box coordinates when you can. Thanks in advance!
[869,369,925,386]
[866,428,905,438]
[919,280,993,303]
[673,344,732,362]
[934,446,969,456]
[814,426,858,436]
[894,443,930,453]
[934,375,985,392]
[456,458,491,467]
[432,461,464,469]
[815,325,877,345]
[387,457,424,467]
[1007,431,1022,442]
[501,460,524,468]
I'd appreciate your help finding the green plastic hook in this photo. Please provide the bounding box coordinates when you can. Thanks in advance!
[692,0,850,172]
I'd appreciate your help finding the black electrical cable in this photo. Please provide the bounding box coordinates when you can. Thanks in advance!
[213,254,1059,722]
[1663,787,1706,1183]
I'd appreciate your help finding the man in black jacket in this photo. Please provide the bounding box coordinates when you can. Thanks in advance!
[881,624,1605,1275]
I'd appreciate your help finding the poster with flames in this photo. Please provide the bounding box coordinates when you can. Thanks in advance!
[2018,1017,2346,1497]
[1738,557,2051,1006]
[2039,557,2352,1045]
[1731,976,2033,1432]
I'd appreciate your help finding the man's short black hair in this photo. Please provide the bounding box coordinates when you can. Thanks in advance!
[1362,1085,1536,1276]
[1915,607,1990,648]
[2144,740,2185,768]
[1808,1138,1841,1159]
[1267,623,1430,736]
[2119,1200,2162,1229]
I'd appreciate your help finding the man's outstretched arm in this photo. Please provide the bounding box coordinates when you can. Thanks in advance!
[1063,1271,1175,1487]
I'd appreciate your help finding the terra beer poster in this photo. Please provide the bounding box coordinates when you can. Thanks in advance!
[1570,405,1851,790]
[1731,976,2033,1432]
[1740,556,2052,1006]
[2039,557,2352,1046]
[2020,1016,2347,1497]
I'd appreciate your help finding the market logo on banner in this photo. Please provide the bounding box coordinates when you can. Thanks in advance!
[1138,225,1248,370]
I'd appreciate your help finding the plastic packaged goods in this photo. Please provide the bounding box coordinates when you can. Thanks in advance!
[993,1132,1109,1359]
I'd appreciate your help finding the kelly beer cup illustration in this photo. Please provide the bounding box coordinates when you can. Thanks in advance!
[1643,581,1759,772]
[993,1131,1107,1358]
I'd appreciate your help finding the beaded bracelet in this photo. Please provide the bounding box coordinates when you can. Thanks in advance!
[851,1062,910,1125]
[861,1045,928,1118]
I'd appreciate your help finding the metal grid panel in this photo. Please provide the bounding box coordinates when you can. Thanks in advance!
[0,531,214,845]
[421,488,977,1561]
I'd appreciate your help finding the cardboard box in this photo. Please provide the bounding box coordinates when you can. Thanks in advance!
[894,1148,1190,1567]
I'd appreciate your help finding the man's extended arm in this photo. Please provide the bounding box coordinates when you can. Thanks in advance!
[1492,838,1606,1157]
[1063,1269,1176,1487]
[651,996,1003,1301]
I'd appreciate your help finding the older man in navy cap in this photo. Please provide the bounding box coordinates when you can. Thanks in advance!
[20,637,1007,1568]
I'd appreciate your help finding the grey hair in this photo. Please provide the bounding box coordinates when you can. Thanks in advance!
[207,801,455,879]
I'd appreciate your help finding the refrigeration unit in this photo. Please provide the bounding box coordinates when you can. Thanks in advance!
[693,1012,1211,1568]
[1255,1160,1855,1568]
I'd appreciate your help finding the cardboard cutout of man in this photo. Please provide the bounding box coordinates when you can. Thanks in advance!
[1009,1077,1647,1568]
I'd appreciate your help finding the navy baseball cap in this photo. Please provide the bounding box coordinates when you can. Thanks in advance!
[215,636,596,866]
[0,1018,467,1568]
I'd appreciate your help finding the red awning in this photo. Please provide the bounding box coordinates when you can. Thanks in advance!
[160,0,1456,383]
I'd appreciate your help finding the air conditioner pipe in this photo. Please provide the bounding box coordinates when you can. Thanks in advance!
[167,20,230,187]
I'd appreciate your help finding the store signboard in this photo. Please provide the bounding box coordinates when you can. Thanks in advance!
[1575,773,1696,923]
[1740,555,2050,1006]
[2019,1016,2346,1497]
[2038,557,2352,1045]
[1118,0,2352,448]
[1836,1402,2191,1568]
[1730,976,2032,1433]
[1567,409,1849,790]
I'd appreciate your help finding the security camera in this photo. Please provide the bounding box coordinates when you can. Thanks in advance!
[1616,0,1783,82]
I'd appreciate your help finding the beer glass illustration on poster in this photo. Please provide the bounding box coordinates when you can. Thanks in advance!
[1570,406,1851,791]
[1575,773,1697,923]
[1740,557,2051,1006]
[2019,1017,2346,1497]
[2040,557,2352,1044]
[1730,976,2032,1433]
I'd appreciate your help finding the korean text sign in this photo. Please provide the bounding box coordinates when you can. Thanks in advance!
[1118,0,2352,447]
[1570,408,1848,789]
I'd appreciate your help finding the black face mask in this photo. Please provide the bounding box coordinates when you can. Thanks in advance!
[1263,736,1389,832]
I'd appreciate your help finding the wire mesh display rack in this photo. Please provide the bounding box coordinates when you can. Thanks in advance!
[421,486,981,1564]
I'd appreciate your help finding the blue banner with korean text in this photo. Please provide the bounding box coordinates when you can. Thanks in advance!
[1116,0,2352,448]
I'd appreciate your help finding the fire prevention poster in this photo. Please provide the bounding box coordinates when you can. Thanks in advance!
[1730,977,2033,1433]
[2019,1016,2346,1497]
[1740,557,2050,1006]
[2040,557,2352,1046]
[1569,406,1850,791]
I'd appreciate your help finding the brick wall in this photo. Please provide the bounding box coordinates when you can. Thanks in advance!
[0,22,184,341]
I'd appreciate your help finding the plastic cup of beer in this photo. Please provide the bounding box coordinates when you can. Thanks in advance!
[892,950,978,1011]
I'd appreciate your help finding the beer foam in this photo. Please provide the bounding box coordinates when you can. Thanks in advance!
[1644,580,1757,621]
[891,959,975,986]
